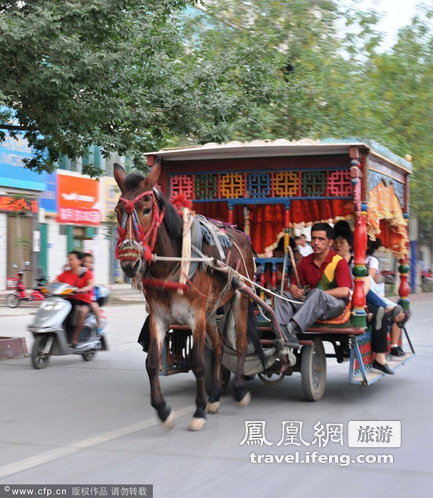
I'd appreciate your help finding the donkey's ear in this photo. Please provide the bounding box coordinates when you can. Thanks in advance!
[146,157,161,189]
[114,163,127,193]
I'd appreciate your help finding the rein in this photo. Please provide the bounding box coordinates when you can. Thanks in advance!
[115,189,165,264]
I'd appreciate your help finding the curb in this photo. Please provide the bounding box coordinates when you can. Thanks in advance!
[0,337,28,359]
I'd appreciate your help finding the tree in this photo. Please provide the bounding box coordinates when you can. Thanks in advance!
[0,0,196,174]
[366,9,433,235]
[0,0,294,175]
[181,1,385,142]
[2,0,432,241]
[188,2,433,233]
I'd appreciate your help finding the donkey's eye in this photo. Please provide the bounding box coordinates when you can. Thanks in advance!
[143,208,151,215]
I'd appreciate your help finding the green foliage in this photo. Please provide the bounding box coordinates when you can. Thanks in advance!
[1,0,433,233]
[187,1,433,232]
[0,0,195,175]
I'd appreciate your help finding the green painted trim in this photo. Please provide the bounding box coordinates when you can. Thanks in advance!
[66,225,74,252]
[398,298,410,310]
[39,223,48,276]
[351,314,367,328]
[85,227,96,238]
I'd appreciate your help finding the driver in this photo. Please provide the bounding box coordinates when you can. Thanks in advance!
[54,251,95,347]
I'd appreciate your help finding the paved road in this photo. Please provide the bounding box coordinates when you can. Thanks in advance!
[0,299,432,497]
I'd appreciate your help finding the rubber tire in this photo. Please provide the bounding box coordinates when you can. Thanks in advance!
[204,345,231,396]
[301,338,326,401]
[7,293,20,308]
[31,335,52,369]
[82,349,97,361]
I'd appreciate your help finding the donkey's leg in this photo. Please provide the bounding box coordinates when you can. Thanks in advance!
[189,314,208,431]
[232,293,251,407]
[145,315,174,429]
[206,318,224,414]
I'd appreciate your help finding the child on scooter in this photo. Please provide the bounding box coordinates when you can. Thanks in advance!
[82,253,103,334]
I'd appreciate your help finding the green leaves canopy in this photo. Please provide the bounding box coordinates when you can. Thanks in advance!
[0,0,198,174]
[1,1,433,233]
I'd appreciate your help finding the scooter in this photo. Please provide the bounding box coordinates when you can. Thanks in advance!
[28,282,110,369]
[7,262,47,308]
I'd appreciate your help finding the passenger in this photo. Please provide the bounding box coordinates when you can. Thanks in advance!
[333,231,394,374]
[365,237,411,355]
[366,238,381,283]
[294,234,313,257]
[82,253,103,334]
[274,223,352,348]
[334,229,410,328]
[53,251,94,347]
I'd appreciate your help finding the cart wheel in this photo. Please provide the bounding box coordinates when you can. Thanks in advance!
[205,345,231,396]
[301,338,326,401]
[7,293,20,308]
[31,335,51,369]
[82,349,97,361]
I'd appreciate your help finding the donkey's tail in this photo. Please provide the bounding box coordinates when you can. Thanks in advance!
[247,299,266,368]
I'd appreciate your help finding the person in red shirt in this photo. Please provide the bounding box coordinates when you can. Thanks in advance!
[274,223,352,348]
[54,251,95,347]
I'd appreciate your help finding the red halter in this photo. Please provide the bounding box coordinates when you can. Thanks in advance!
[115,190,165,264]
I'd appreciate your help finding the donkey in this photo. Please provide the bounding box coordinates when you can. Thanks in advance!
[113,160,255,430]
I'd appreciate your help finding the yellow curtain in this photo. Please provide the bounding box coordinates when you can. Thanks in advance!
[367,182,408,259]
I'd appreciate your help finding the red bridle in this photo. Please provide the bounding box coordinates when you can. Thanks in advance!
[115,189,165,264]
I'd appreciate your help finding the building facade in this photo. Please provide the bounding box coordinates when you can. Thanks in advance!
[0,131,124,290]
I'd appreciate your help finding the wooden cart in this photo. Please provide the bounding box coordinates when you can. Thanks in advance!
[146,138,416,401]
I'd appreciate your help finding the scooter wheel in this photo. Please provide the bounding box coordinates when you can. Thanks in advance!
[6,293,20,308]
[82,349,97,361]
[31,335,51,369]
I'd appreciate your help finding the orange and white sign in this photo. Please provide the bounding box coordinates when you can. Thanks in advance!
[56,173,101,226]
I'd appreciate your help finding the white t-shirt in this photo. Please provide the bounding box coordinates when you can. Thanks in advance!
[298,244,314,257]
[365,255,380,272]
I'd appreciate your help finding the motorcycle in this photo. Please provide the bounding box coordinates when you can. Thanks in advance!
[7,262,47,308]
[28,282,110,369]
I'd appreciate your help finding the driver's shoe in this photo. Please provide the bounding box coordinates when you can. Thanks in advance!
[281,322,301,349]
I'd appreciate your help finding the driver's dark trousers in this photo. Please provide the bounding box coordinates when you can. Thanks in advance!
[274,288,347,332]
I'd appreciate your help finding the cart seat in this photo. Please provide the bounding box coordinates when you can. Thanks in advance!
[304,299,365,335]
[315,299,352,325]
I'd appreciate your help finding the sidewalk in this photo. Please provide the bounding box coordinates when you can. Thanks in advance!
[0,283,145,314]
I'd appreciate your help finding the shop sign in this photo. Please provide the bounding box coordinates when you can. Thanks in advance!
[0,195,38,213]
[56,173,101,226]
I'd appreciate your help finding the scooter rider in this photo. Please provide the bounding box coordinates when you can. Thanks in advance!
[53,251,95,347]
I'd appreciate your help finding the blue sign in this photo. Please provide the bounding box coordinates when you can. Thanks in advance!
[0,129,47,191]
[39,172,57,213]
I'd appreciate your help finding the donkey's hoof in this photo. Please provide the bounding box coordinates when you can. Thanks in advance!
[188,417,207,431]
[237,391,251,408]
[207,401,221,414]
[162,410,175,431]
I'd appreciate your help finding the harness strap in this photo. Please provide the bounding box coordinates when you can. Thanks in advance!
[178,208,194,295]
[116,190,165,264]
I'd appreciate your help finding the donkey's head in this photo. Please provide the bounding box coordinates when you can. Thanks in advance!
[114,160,163,278]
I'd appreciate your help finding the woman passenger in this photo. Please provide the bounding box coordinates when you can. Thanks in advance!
[333,231,394,374]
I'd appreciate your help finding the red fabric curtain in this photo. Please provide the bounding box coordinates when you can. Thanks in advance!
[193,199,353,255]
[194,202,245,230]
[248,200,353,254]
